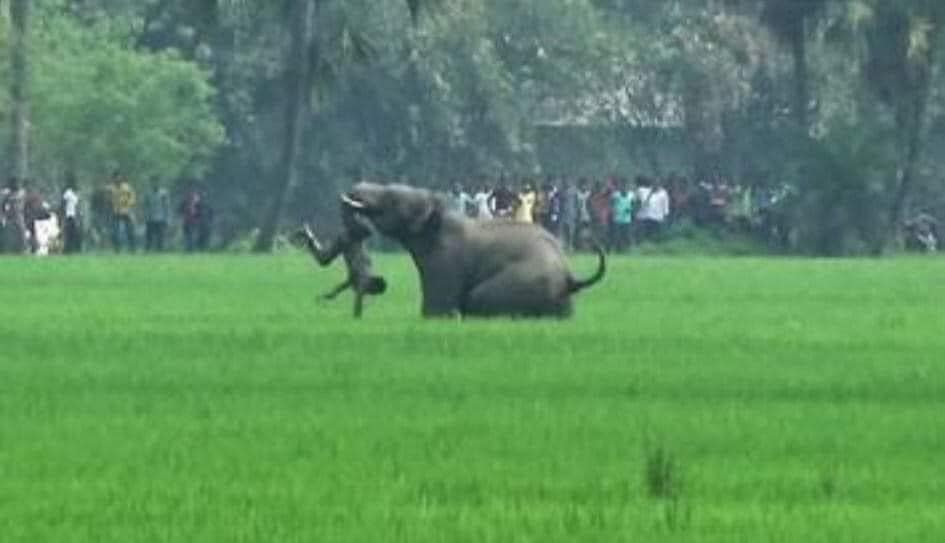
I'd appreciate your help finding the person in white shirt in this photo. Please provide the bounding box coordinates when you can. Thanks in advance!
[636,176,670,242]
[33,207,60,256]
[472,184,493,219]
[61,181,81,254]
[447,183,473,217]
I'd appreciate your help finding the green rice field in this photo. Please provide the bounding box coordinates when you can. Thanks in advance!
[1,254,943,541]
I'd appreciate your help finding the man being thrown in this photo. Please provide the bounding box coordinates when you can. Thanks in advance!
[291,203,387,318]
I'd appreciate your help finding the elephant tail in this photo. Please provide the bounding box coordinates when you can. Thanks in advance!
[567,242,606,294]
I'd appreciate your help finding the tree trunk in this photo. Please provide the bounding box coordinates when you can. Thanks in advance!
[9,0,31,180]
[790,17,809,132]
[886,52,934,252]
[252,0,316,253]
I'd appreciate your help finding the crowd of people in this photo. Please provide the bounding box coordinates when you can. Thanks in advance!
[439,173,792,252]
[442,175,669,253]
[3,169,936,256]
[442,174,943,254]
[0,171,214,256]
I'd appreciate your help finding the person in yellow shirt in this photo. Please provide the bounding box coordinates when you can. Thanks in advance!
[514,181,537,223]
[110,171,137,252]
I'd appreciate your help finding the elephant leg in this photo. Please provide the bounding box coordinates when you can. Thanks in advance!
[463,267,572,318]
[407,261,464,318]
[421,297,462,318]
[419,281,464,318]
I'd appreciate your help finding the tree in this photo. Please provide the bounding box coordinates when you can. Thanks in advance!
[859,1,943,250]
[815,0,945,251]
[251,0,317,252]
[759,0,828,131]
[0,2,225,187]
[197,0,440,251]
[8,0,31,180]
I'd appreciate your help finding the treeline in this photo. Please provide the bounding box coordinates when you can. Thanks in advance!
[2,0,944,255]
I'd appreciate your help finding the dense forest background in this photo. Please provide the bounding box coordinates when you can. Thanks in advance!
[2,0,944,255]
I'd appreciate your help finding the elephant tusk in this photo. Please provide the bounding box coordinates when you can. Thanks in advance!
[340,193,366,210]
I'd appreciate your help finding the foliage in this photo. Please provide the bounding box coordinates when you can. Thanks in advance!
[789,120,896,255]
[4,0,945,254]
[0,1,225,187]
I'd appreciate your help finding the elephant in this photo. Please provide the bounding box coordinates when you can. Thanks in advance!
[341,182,605,318]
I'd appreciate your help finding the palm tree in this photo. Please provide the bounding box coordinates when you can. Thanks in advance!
[857,1,943,249]
[759,0,828,131]
[8,0,31,180]
[251,0,318,252]
[234,0,435,252]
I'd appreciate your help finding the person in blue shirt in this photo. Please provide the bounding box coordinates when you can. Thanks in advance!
[611,178,635,253]
[143,179,171,252]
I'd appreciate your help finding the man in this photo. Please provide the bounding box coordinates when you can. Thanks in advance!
[542,180,563,238]
[514,180,537,223]
[90,179,115,249]
[533,178,560,235]
[447,183,472,217]
[61,179,82,254]
[111,172,137,252]
[489,178,517,218]
[904,212,939,253]
[589,179,613,248]
[611,179,635,252]
[560,178,578,250]
[637,176,670,242]
[32,205,60,256]
[472,183,493,220]
[1,177,27,253]
[180,189,202,252]
[667,174,692,225]
[23,181,44,253]
[575,178,592,250]
[533,178,552,228]
[197,192,214,251]
[291,206,387,319]
[143,180,171,252]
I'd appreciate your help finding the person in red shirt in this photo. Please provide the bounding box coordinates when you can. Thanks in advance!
[589,178,615,250]
[179,189,202,252]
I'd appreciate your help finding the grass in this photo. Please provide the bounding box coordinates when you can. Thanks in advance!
[1,253,944,541]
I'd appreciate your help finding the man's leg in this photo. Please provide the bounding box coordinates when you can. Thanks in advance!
[185,225,196,252]
[352,290,364,319]
[124,216,136,252]
[75,218,83,253]
[112,217,122,252]
[63,219,73,253]
[321,279,352,300]
[293,224,347,267]
[157,222,166,251]
[66,218,79,253]
[607,221,618,253]
[145,222,153,251]
[638,219,650,243]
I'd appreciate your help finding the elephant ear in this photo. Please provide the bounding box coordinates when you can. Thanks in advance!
[402,190,444,234]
